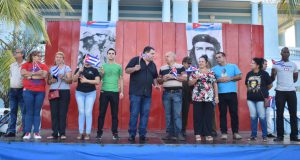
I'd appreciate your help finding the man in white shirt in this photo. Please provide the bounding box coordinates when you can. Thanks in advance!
[4,49,26,137]
[271,47,299,142]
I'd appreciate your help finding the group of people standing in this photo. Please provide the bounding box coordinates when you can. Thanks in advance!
[4,46,299,143]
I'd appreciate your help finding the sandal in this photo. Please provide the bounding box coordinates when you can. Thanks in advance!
[195,135,201,141]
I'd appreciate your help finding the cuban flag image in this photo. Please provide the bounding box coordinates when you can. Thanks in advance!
[186,66,198,73]
[192,23,215,29]
[272,59,284,66]
[32,62,41,72]
[141,53,150,59]
[51,66,59,77]
[171,67,178,77]
[85,54,101,67]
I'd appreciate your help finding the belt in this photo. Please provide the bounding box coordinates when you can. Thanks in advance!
[164,88,182,93]
[10,88,23,90]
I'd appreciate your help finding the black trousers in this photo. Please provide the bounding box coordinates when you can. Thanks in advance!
[97,91,119,135]
[219,92,239,134]
[181,86,191,133]
[212,106,217,134]
[193,101,213,136]
[275,90,298,138]
[49,90,70,136]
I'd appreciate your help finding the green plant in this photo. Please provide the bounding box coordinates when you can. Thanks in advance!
[278,0,300,19]
[0,50,15,107]
[0,0,73,43]
[0,31,43,107]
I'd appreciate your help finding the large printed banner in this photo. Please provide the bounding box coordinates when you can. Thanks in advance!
[186,23,223,67]
[78,21,116,67]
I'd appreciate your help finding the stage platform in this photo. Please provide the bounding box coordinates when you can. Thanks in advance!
[0,130,299,160]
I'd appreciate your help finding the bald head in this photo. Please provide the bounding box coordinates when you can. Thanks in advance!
[165,51,176,64]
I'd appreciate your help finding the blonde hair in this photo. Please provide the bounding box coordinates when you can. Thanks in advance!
[54,51,65,65]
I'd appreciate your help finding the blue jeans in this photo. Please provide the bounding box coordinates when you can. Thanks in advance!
[7,88,25,133]
[162,90,182,136]
[128,95,151,137]
[247,100,267,138]
[23,90,45,133]
[75,91,96,134]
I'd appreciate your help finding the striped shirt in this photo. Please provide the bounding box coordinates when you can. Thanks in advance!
[159,63,185,89]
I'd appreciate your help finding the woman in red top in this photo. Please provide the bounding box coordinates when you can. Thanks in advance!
[21,51,48,140]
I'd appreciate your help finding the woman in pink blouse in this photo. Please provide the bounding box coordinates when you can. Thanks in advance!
[189,55,219,141]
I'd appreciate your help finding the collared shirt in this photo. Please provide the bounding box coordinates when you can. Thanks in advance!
[126,56,158,97]
[10,61,25,88]
[159,63,185,89]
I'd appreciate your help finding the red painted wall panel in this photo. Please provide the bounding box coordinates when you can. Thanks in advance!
[238,24,253,130]
[115,21,125,128]
[149,22,163,130]
[44,21,265,132]
[120,22,137,129]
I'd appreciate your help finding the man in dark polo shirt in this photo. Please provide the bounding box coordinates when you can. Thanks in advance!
[125,46,159,143]
[158,52,186,141]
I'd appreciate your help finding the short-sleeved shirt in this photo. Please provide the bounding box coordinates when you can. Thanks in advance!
[75,66,100,93]
[245,70,272,101]
[190,70,216,102]
[212,63,241,94]
[101,63,122,92]
[126,56,158,97]
[159,63,185,89]
[10,61,25,88]
[22,62,49,92]
[272,61,298,91]
[49,65,72,90]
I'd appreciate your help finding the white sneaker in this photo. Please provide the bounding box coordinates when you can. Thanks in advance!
[33,133,42,139]
[221,134,228,140]
[23,133,31,140]
[233,133,242,140]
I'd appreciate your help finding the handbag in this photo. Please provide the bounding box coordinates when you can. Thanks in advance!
[48,89,60,100]
[259,90,270,107]
[48,66,65,100]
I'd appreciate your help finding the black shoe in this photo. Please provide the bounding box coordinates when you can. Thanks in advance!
[112,134,120,140]
[267,134,276,138]
[212,131,218,138]
[162,134,173,140]
[290,137,300,142]
[177,134,186,141]
[139,136,147,143]
[96,134,102,139]
[273,137,283,142]
[182,132,187,137]
[4,132,16,137]
[247,137,257,141]
[128,136,135,143]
